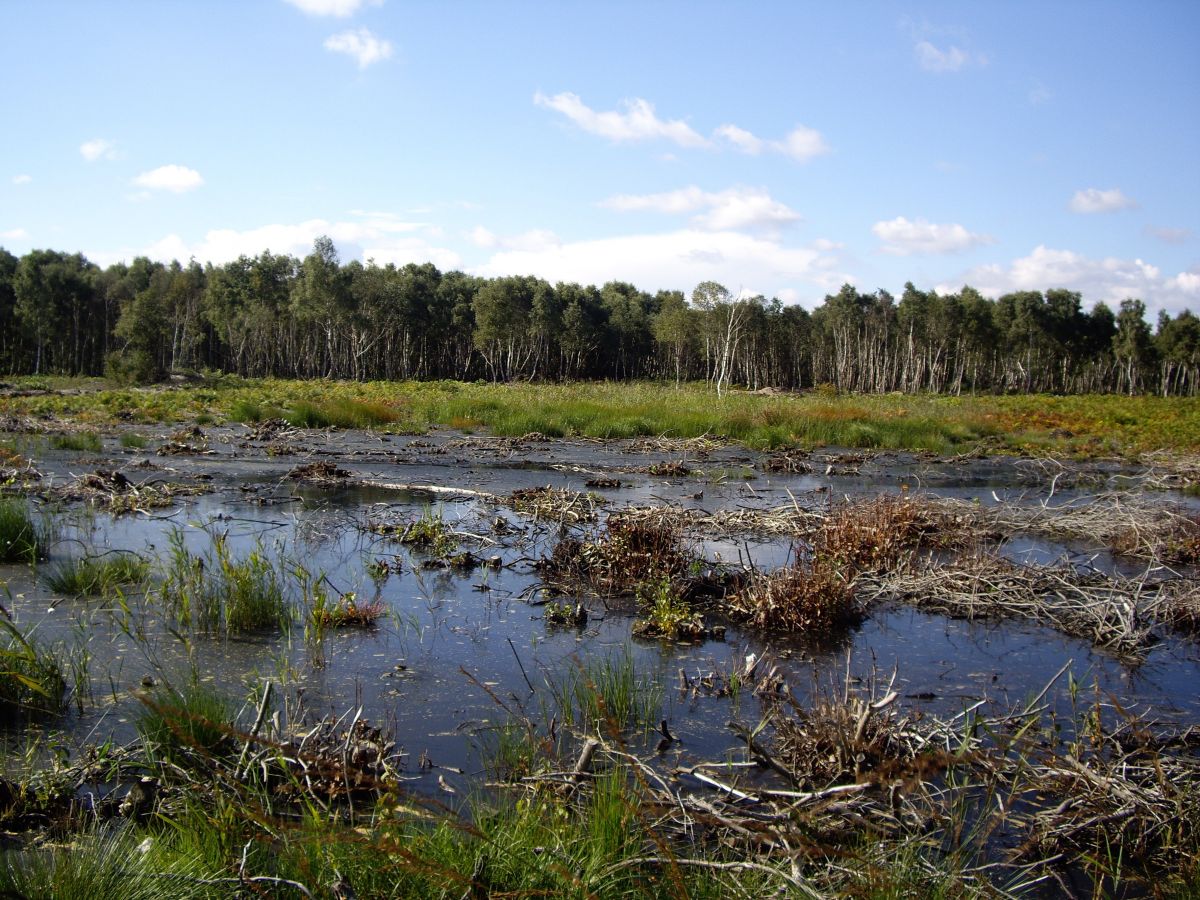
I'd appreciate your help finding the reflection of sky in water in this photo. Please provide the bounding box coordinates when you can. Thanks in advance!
[2,430,1197,790]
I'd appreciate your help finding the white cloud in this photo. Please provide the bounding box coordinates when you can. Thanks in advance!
[1,228,28,241]
[132,165,204,193]
[713,122,829,162]
[771,125,830,163]
[535,93,829,163]
[872,217,993,255]
[80,138,119,161]
[1028,83,1052,105]
[533,92,709,148]
[914,40,983,72]
[283,0,380,16]
[474,228,848,299]
[467,226,497,248]
[324,28,393,68]
[1145,225,1194,245]
[100,214,460,271]
[1069,187,1137,214]
[941,245,1200,318]
[466,226,560,252]
[11,174,31,185]
[811,238,844,252]
[600,186,800,231]
[714,124,764,155]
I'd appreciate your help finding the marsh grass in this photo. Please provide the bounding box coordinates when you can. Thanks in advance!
[157,531,291,633]
[550,650,663,734]
[50,431,102,452]
[44,553,150,597]
[6,377,1198,455]
[0,826,220,900]
[0,499,47,564]
[118,431,149,449]
[136,679,238,767]
[285,398,402,429]
[0,617,67,718]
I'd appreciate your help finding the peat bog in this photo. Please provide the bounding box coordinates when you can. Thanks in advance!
[0,381,1198,897]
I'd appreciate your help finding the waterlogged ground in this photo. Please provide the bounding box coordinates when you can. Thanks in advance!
[2,422,1199,795]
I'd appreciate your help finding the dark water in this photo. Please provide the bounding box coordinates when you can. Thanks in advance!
[2,427,1197,793]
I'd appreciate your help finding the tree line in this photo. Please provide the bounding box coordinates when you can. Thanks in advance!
[1,237,1197,395]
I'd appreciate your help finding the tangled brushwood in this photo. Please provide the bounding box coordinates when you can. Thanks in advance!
[538,519,696,597]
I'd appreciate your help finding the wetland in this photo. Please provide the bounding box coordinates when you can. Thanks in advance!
[0,379,1198,897]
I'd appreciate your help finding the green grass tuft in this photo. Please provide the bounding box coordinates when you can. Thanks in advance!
[157,531,291,633]
[51,431,102,452]
[0,618,67,718]
[44,554,150,597]
[136,679,237,767]
[0,499,47,564]
[285,398,402,429]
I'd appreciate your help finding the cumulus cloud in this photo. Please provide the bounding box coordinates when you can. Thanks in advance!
[771,125,830,162]
[283,0,381,16]
[600,186,801,231]
[1069,187,1137,214]
[713,124,764,155]
[940,245,1200,317]
[324,28,392,68]
[465,226,560,253]
[80,138,119,161]
[11,174,32,185]
[698,119,830,162]
[1,228,28,241]
[132,165,204,193]
[872,217,993,255]
[536,92,830,163]
[100,214,459,271]
[534,92,709,147]
[474,228,848,299]
[914,40,983,72]
[467,226,497,248]
[1145,225,1194,245]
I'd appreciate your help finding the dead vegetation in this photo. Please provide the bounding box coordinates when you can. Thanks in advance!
[760,450,812,473]
[493,660,1200,897]
[726,496,956,636]
[52,469,210,513]
[0,445,40,487]
[506,485,602,524]
[538,519,696,598]
[627,435,722,456]
[287,460,351,482]
[924,492,1200,565]
[1162,580,1200,634]
[541,492,1200,650]
[857,555,1184,658]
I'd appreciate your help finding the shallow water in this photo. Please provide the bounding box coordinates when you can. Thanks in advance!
[3,425,1197,796]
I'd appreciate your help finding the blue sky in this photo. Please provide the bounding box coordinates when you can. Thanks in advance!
[2,1,1198,315]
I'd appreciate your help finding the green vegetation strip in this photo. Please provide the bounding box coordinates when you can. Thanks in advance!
[3,376,1198,455]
